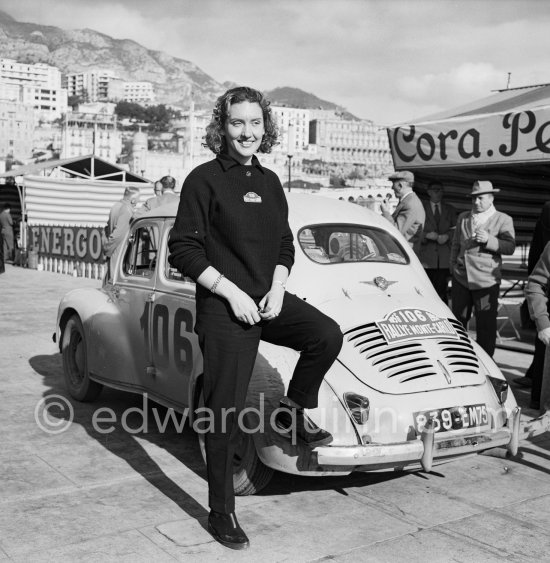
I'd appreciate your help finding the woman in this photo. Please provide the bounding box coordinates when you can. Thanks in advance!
[168,86,342,550]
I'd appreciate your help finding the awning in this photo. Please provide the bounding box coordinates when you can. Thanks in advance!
[386,85,550,245]
[0,154,149,183]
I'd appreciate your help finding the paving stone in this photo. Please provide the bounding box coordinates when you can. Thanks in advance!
[326,527,505,563]
[11,529,175,563]
[0,477,208,557]
[437,509,550,562]
[0,455,75,503]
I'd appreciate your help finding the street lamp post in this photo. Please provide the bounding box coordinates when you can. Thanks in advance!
[287,122,295,192]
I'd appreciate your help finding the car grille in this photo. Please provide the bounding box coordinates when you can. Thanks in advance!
[343,319,479,387]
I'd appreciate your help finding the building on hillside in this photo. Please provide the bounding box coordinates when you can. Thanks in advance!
[64,70,116,103]
[61,105,121,161]
[0,58,67,123]
[129,131,186,187]
[172,104,212,171]
[309,117,393,177]
[0,100,35,159]
[121,81,155,105]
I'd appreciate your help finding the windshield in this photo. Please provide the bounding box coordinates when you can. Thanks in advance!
[298,224,409,265]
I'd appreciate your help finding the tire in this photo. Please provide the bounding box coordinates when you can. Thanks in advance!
[196,387,274,496]
[62,314,103,402]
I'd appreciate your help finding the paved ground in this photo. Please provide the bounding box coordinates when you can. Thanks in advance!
[1,264,550,562]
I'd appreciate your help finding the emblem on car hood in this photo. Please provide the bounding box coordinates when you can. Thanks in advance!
[361,276,397,291]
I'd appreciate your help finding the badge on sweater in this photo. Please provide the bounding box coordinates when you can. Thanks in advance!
[243,192,262,203]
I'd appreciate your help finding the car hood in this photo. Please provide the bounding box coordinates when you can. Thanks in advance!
[317,291,487,395]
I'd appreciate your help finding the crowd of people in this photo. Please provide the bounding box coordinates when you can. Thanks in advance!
[378,168,550,413]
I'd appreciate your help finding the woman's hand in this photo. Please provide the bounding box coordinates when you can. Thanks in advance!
[227,289,262,325]
[258,284,285,321]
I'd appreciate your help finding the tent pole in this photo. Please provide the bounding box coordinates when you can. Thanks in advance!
[16,182,27,251]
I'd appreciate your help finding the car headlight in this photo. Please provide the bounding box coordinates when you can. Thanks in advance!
[488,376,509,405]
[343,392,370,424]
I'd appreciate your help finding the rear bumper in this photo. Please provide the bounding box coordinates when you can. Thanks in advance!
[316,406,521,471]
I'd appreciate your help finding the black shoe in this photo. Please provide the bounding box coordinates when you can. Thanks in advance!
[275,402,333,447]
[207,511,250,550]
[513,376,532,389]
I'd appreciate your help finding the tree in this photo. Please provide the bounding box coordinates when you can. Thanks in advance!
[114,102,182,132]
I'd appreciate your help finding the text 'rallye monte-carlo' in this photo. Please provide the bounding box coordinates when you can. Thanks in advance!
[55,193,520,495]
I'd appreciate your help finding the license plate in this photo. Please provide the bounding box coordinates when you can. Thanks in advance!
[413,404,488,434]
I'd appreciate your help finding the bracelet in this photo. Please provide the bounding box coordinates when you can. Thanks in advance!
[273,280,286,290]
[210,273,224,294]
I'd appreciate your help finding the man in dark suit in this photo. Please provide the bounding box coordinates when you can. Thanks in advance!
[419,181,457,303]
[450,180,516,357]
[380,170,425,254]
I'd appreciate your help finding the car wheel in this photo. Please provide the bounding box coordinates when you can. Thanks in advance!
[62,314,103,402]
[196,387,274,496]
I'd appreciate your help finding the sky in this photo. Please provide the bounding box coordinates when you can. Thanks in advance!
[2,0,550,125]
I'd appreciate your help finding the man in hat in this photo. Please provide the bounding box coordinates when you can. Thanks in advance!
[450,180,515,357]
[420,181,457,303]
[380,170,425,254]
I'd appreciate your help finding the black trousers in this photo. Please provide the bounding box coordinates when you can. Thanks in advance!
[195,291,343,513]
[526,335,545,403]
[426,268,450,303]
[451,278,499,357]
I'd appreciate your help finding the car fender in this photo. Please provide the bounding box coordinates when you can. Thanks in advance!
[57,287,141,387]
[244,342,359,476]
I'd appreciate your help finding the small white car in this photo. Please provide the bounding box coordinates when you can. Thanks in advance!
[56,193,520,495]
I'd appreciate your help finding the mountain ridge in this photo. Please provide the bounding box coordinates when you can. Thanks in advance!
[0,9,357,117]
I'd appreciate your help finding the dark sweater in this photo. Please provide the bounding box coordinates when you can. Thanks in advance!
[168,153,295,300]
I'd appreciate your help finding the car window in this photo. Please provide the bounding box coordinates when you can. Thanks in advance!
[165,226,194,283]
[122,222,160,278]
[298,224,409,265]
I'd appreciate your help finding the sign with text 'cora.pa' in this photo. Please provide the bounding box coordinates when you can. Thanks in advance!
[388,107,550,168]
[376,308,458,344]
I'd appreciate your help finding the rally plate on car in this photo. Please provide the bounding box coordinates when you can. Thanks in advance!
[375,308,459,344]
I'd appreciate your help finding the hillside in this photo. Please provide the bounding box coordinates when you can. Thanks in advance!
[0,9,356,116]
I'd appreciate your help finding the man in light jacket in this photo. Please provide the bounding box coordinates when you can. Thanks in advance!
[450,180,515,356]
[380,170,425,255]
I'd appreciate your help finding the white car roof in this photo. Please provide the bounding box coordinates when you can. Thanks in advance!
[136,192,392,232]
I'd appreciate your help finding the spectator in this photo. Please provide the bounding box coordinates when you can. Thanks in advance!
[515,202,550,408]
[525,240,550,413]
[380,170,425,254]
[0,223,4,274]
[450,180,516,357]
[0,203,14,263]
[419,181,457,303]
[104,186,140,277]
[156,175,179,206]
[143,180,163,211]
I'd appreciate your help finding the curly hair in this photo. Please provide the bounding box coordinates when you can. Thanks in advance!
[204,86,279,154]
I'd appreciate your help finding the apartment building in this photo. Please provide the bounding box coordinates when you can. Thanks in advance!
[0,101,34,159]
[65,70,116,103]
[309,117,393,173]
[120,81,155,105]
[61,105,121,162]
[0,58,68,123]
